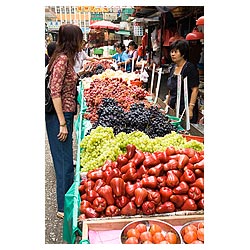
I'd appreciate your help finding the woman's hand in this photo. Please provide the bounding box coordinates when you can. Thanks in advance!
[88,65,94,72]
[52,97,69,142]
[57,125,68,142]
[78,64,94,76]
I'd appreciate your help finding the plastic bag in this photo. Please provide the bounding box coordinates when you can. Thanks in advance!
[140,69,149,82]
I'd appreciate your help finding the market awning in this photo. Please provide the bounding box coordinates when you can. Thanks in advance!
[134,6,178,18]
[89,20,119,30]
[115,30,130,36]
[132,17,159,23]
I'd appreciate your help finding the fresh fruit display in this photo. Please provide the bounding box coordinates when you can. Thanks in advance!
[78,144,204,218]
[83,78,151,123]
[80,60,113,78]
[91,99,178,137]
[120,220,181,244]
[80,126,204,172]
[91,68,141,82]
[180,220,204,244]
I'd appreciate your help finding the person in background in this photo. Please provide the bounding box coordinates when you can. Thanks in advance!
[100,42,128,71]
[46,24,83,219]
[73,39,97,76]
[123,35,133,48]
[45,41,57,67]
[84,40,91,56]
[136,47,149,69]
[125,40,138,72]
[165,40,199,123]
[137,44,144,62]
[45,53,49,67]
[141,31,148,57]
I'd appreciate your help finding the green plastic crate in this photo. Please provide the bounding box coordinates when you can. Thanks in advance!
[109,49,116,55]
[94,48,104,55]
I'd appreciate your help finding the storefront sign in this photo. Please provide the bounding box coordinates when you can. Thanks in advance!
[104,13,117,21]
[91,13,103,21]
[47,21,61,30]
[83,6,109,12]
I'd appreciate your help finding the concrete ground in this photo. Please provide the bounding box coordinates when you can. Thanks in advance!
[45,126,77,244]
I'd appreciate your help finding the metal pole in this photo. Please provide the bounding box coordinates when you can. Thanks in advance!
[64,6,67,23]
[55,6,57,21]
[69,6,72,23]
[154,68,162,104]
[84,11,87,40]
[79,7,81,27]
[60,6,63,24]
[74,6,77,24]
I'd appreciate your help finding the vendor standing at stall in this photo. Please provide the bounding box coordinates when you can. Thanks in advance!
[74,40,97,77]
[165,40,199,123]
[100,42,128,71]
[125,40,138,72]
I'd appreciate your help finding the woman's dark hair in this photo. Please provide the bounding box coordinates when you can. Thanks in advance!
[48,24,83,71]
[128,40,138,49]
[114,42,126,51]
[170,40,189,60]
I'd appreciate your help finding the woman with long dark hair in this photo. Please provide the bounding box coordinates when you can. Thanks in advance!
[46,24,83,219]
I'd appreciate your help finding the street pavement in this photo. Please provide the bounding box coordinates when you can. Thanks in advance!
[45,126,77,244]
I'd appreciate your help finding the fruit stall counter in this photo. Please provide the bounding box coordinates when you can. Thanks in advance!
[62,79,204,244]
[79,211,204,244]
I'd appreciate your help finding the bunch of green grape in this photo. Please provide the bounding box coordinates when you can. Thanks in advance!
[80,126,122,172]
[80,126,204,172]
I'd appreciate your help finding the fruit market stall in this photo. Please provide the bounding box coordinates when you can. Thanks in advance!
[62,68,204,244]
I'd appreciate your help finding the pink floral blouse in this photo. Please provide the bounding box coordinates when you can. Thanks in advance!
[50,54,78,112]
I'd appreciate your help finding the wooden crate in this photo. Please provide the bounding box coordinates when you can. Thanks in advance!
[80,211,204,241]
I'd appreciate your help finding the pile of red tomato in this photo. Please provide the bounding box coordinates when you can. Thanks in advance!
[180,220,204,244]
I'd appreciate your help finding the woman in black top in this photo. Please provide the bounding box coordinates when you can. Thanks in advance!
[166,40,199,123]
